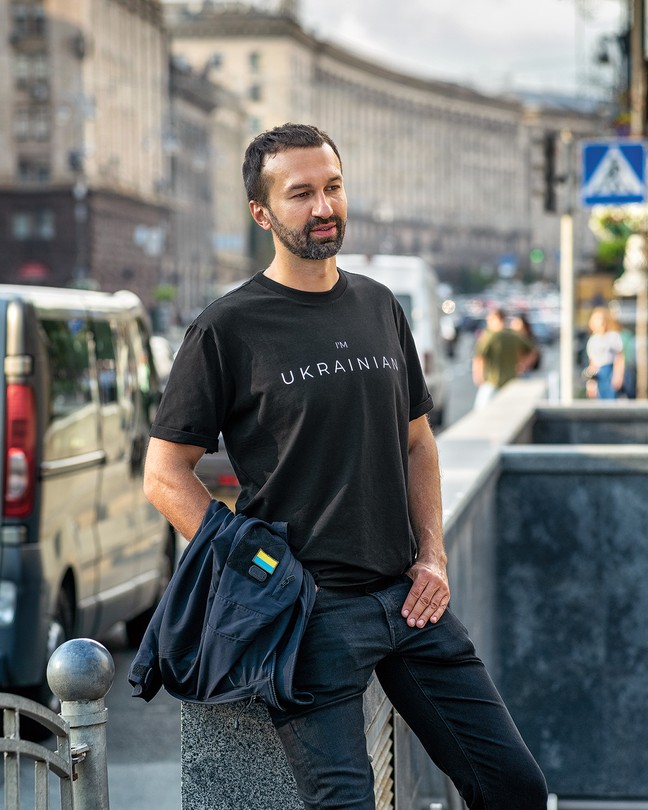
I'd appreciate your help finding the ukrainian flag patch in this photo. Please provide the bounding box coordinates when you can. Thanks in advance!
[252,548,279,575]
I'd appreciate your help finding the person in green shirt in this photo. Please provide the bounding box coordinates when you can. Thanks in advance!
[472,307,537,410]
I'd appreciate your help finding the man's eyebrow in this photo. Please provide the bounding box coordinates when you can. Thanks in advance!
[286,175,343,193]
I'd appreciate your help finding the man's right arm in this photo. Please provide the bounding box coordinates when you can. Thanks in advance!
[472,333,488,385]
[143,437,213,541]
[472,354,485,386]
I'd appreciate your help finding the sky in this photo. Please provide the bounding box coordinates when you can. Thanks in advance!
[299,0,626,100]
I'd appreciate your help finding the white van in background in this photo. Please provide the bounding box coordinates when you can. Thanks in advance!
[0,285,175,724]
[337,254,447,426]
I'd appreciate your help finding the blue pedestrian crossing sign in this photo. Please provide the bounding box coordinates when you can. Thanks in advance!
[581,140,647,206]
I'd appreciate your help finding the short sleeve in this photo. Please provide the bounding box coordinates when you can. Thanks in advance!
[149,323,234,452]
[394,303,433,420]
[610,331,624,354]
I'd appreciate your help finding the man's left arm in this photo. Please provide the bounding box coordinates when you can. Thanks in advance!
[401,415,450,628]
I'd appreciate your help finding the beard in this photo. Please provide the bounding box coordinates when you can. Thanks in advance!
[265,208,346,260]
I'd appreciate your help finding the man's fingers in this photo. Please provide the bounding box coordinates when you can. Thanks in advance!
[428,597,449,625]
[409,595,447,627]
[402,581,449,627]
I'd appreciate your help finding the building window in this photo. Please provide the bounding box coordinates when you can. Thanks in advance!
[14,52,48,88]
[11,5,29,37]
[35,208,55,239]
[249,51,261,72]
[33,53,48,79]
[10,209,55,240]
[249,84,262,102]
[33,107,49,140]
[11,212,31,240]
[14,53,29,85]
[16,159,50,184]
[11,3,47,38]
[14,108,29,141]
[13,107,49,141]
[33,6,46,36]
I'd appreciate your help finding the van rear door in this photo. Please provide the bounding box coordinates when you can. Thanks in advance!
[38,312,103,633]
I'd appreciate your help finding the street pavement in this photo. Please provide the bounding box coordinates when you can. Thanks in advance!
[103,624,181,810]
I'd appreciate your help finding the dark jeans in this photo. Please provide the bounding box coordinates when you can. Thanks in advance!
[269,577,547,810]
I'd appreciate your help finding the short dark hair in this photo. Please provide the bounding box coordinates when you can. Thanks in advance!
[242,123,342,205]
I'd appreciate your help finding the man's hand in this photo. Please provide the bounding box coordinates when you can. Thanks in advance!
[405,415,449,628]
[401,558,450,628]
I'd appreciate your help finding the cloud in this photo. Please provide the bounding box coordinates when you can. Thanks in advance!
[300,0,623,94]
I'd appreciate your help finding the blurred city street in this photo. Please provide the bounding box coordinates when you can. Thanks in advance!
[1,0,646,807]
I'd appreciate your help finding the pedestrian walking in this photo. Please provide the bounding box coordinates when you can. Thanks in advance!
[613,315,636,399]
[142,123,548,810]
[583,306,625,400]
[510,312,541,374]
[472,307,537,410]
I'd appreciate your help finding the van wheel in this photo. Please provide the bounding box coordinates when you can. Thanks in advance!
[125,525,176,648]
[19,589,73,741]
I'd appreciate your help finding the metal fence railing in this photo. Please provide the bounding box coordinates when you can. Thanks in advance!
[1,693,74,809]
[0,638,114,810]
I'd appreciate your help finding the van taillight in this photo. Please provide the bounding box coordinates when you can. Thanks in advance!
[4,383,36,518]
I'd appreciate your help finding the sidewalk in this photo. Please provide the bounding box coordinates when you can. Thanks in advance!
[105,629,181,810]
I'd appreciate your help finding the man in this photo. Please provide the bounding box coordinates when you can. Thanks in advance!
[472,307,537,411]
[144,123,547,809]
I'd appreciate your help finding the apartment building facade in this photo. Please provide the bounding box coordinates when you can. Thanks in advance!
[0,0,171,306]
[165,1,603,285]
[0,0,606,316]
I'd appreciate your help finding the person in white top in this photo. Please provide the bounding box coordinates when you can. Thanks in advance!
[584,306,625,399]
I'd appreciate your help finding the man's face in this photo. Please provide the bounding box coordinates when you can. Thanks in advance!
[487,312,504,332]
[258,144,347,260]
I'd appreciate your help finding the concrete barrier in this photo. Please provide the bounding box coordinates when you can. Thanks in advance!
[440,384,648,802]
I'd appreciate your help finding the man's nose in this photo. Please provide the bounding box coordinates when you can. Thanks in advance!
[311,192,334,218]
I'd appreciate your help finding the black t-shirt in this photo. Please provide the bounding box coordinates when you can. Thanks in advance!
[151,269,433,587]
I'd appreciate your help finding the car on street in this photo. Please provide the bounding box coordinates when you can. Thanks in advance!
[0,285,175,724]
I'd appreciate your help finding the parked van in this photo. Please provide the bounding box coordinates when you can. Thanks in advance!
[337,255,447,425]
[0,285,174,712]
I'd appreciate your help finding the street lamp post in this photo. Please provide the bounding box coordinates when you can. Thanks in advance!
[629,0,647,137]
[624,0,648,398]
[559,130,575,404]
[72,173,88,282]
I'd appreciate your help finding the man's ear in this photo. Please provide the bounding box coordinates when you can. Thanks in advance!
[249,201,272,231]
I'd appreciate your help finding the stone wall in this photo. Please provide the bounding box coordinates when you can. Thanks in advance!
[495,421,648,797]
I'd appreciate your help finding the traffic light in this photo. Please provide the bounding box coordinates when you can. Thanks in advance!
[543,132,557,212]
